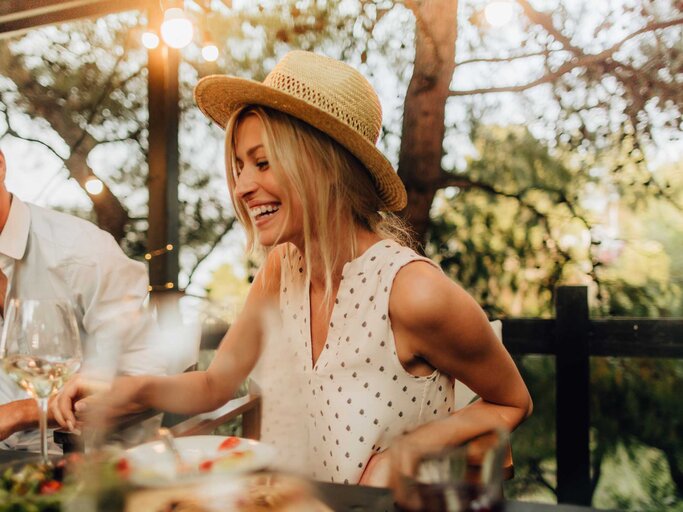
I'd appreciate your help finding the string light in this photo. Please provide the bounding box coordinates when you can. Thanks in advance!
[160,7,194,49]
[142,31,160,49]
[85,177,104,195]
[202,42,219,62]
[148,283,176,292]
[145,243,174,261]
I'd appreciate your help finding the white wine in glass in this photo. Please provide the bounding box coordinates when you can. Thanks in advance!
[1,298,83,465]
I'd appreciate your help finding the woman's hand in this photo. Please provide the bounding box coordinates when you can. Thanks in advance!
[358,449,392,487]
[51,375,145,432]
[51,375,99,431]
[359,429,439,490]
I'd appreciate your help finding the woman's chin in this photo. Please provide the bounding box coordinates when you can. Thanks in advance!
[256,231,279,247]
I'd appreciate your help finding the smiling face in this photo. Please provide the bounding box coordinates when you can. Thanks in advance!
[232,114,304,248]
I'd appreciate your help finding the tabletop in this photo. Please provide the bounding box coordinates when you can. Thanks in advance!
[0,448,608,512]
[315,482,607,512]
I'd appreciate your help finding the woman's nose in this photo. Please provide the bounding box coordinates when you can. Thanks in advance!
[234,167,258,199]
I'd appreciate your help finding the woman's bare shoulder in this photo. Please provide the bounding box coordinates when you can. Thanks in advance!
[389,260,456,329]
[389,260,490,354]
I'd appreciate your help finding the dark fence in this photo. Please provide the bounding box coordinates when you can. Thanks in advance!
[502,285,683,506]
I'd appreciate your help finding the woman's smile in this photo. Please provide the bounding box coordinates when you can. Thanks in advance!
[249,202,282,226]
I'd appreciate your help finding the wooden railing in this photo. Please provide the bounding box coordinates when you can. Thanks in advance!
[501,286,683,506]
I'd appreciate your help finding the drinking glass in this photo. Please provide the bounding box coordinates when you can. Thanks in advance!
[1,298,83,465]
[394,428,510,511]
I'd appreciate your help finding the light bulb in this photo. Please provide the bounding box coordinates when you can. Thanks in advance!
[202,44,219,62]
[141,31,160,49]
[484,1,514,27]
[85,177,104,195]
[160,8,194,49]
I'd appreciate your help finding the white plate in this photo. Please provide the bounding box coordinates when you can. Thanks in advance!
[124,435,277,487]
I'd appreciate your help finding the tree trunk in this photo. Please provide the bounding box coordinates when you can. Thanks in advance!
[397,0,458,245]
[0,46,131,242]
[65,148,129,242]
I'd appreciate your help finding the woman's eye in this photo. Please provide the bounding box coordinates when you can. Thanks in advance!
[256,160,269,170]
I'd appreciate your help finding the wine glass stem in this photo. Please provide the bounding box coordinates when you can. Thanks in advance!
[37,397,49,465]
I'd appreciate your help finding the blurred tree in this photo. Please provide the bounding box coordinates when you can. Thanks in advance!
[432,122,683,505]
[1,0,680,255]
[0,1,681,507]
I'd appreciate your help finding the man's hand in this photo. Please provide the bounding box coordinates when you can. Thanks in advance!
[0,400,35,441]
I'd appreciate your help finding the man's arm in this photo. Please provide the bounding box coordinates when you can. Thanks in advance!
[0,400,43,441]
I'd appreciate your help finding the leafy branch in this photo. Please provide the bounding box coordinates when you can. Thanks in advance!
[450,14,683,96]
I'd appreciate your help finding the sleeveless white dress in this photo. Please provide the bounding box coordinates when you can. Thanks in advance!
[251,239,454,484]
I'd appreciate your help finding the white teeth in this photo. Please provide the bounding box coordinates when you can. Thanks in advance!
[250,204,280,218]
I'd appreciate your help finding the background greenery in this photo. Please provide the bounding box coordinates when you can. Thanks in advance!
[0,1,681,509]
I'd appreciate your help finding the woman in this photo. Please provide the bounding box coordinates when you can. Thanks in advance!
[53,51,532,487]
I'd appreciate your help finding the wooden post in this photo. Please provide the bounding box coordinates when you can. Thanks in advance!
[147,2,180,292]
[555,286,591,505]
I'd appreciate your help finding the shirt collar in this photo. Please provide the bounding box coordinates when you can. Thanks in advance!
[0,195,30,261]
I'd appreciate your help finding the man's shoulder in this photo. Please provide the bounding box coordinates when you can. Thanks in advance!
[27,203,121,258]
[29,203,113,240]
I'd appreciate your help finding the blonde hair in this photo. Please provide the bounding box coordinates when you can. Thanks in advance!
[224,106,413,304]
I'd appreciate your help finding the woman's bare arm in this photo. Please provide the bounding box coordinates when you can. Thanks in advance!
[389,261,532,441]
[52,249,282,428]
[360,261,531,486]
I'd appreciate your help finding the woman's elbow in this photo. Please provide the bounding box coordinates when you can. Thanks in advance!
[506,390,533,431]
[523,393,533,420]
[517,390,533,424]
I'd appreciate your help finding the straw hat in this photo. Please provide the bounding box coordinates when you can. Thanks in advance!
[194,51,407,211]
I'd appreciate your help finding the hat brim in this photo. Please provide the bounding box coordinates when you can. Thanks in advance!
[194,75,407,212]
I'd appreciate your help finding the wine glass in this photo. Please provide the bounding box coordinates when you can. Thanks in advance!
[393,429,509,512]
[1,298,83,465]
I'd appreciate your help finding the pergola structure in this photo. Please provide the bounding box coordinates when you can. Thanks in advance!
[0,0,181,291]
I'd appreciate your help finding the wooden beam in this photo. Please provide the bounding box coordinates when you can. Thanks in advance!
[0,0,154,38]
[501,318,683,358]
[589,318,683,358]
[147,2,180,291]
[500,318,556,355]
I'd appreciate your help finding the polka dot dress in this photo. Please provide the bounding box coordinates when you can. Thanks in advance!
[251,239,454,484]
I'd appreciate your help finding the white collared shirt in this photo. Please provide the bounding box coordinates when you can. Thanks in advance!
[0,196,166,450]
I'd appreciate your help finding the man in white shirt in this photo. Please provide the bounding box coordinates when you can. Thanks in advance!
[0,149,166,451]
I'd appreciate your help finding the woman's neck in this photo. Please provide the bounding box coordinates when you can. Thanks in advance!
[302,228,382,291]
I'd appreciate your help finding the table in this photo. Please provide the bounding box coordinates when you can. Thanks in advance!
[0,448,41,466]
[0,449,608,512]
[315,482,608,512]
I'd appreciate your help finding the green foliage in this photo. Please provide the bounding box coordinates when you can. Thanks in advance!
[504,355,557,501]
[428,126,579,317]
[428,123,683,507]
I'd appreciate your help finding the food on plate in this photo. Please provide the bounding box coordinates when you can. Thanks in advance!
[209,449,254,472]
[218,436,241,451]
[125,435,275,487]
[147,474,331,512]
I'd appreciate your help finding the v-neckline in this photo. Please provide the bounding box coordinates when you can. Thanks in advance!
[303,239,390,371]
